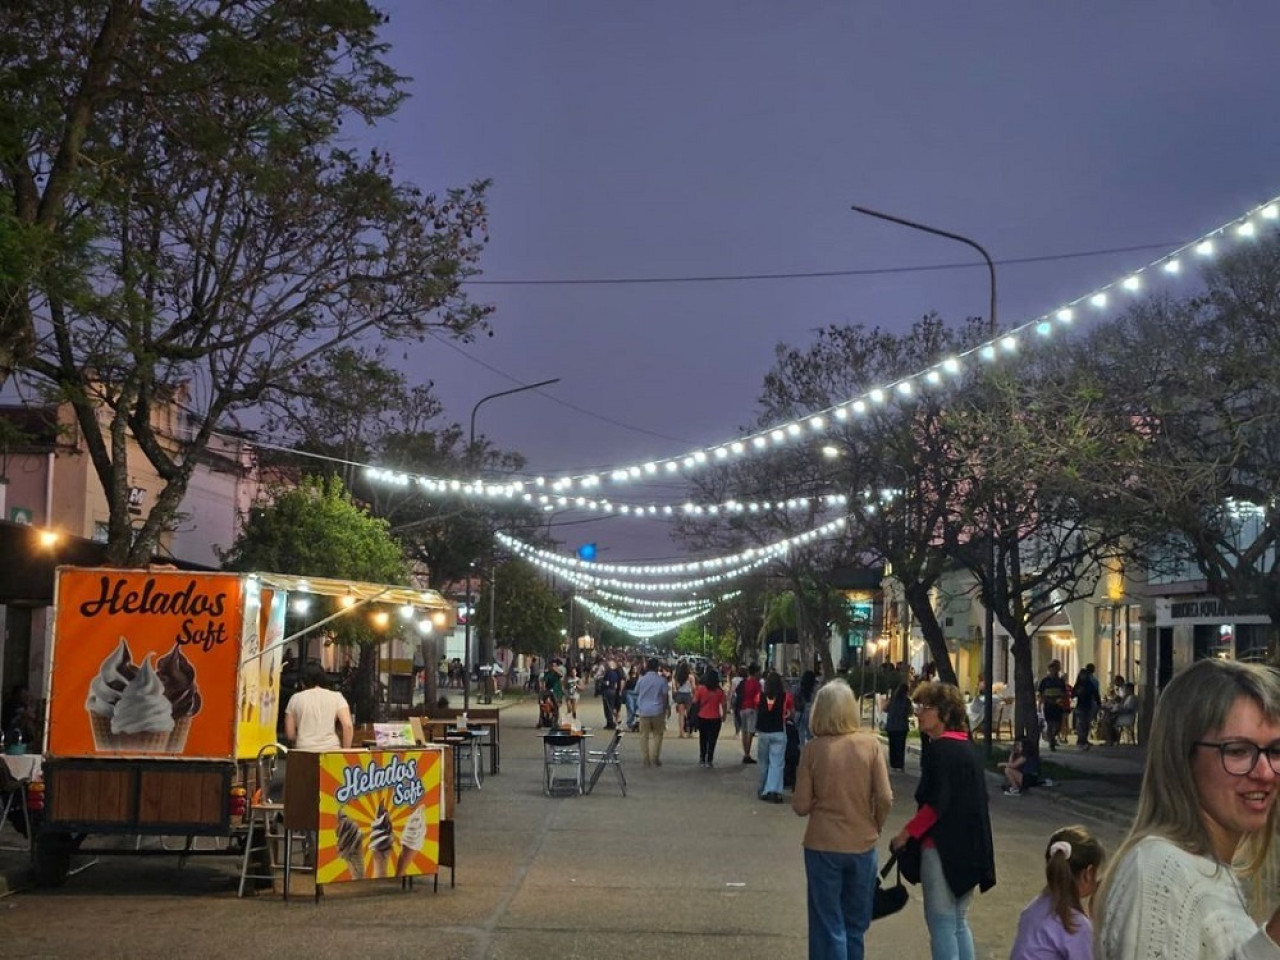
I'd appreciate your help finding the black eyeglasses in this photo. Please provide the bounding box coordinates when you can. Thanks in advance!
[1193,739,1280,776]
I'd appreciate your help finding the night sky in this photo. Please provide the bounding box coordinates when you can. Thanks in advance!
[364,1,1280,563]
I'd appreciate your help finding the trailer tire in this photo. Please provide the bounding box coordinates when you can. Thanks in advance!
[33,831,75,887]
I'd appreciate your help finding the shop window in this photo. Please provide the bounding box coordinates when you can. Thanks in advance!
[1235,624,1269,663]
[1193,623,1234,660]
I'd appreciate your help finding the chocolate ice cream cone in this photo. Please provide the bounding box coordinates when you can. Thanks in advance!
[166,716,192,752]
[371,849,391,878]
[343,854,365,880]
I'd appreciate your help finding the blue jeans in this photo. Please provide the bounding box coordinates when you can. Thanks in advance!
[756,729,786,795]
[921,845,974,960]
[804,846,877,960]
[624,690,638,726]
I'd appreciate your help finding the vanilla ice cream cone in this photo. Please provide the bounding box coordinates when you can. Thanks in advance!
[114,730,172,753]
[90,713,114,750]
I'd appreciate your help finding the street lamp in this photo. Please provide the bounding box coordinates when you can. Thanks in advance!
[465,376,560,710]
[849,204,998,756]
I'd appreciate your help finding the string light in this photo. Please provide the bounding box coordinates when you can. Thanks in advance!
[359,194,1280,498]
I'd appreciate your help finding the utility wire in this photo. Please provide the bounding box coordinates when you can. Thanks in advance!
[462,240,1183,287]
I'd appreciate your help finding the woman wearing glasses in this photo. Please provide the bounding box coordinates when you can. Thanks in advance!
[1095,658,1280,959]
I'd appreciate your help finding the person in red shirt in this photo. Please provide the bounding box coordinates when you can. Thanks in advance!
[738,662,762,764]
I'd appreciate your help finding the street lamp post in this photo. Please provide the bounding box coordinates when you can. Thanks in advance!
[464,377,560,711]
[850,204,998,756]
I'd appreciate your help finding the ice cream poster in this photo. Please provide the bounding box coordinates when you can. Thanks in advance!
[47,570,243,759]
[237,588,285,760]
[316,750,442,883]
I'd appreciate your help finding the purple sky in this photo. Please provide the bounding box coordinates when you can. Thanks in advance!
[365,1,1280,562]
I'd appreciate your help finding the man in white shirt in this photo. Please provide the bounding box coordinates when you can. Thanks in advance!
[285,663,354,751]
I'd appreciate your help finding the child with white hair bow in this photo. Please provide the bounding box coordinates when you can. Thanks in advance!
[1009,826,1106,960]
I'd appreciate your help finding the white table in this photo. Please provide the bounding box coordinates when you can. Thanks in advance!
[2,753,42,781]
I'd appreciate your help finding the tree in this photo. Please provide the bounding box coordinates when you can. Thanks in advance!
[220,474,410,722]
[474,558,564,663]
[1086,233,1280,658]
[1,1,492,565]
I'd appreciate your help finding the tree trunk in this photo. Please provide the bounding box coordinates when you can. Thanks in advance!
[905,581,957,686]
[1010,630,1037,744]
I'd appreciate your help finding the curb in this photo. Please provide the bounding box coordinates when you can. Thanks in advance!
[887,736,1138,829]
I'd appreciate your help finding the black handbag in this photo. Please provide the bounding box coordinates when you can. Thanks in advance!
[895,836,922,885]
[872,851,909,920]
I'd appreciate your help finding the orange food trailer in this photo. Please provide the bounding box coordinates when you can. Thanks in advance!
[34,566,453,886]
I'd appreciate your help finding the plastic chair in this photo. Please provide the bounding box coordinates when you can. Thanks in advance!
[585,729,626,796]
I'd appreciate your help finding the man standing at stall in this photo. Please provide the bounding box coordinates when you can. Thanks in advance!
[284,662,354,751]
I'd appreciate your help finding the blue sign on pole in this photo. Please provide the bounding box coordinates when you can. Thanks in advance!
[576,542,597,562]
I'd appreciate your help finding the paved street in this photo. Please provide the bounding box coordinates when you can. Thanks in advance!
[1,699,1140,959]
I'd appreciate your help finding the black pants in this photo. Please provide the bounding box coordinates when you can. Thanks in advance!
[601,690,620,728]
[698,718,723,762]
[887,729,908,770]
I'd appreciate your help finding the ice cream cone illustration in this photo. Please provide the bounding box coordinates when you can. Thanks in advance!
[85,637,138,750]
[395,805,427,877]
[157,643,202,752]
[335,811,365,880]
[369,803,394,878]
[109,655,175,753]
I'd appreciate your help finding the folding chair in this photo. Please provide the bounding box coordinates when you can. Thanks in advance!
[0,762,32,854]
[585,728,626,796]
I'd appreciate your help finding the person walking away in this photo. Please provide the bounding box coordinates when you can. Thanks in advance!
[792,679,893,960]
[1095,658,1280,959]
[1071,664,1100,750]
[739,662,763,763]
[633,657,671,766]
[693,667,728,767]
[891,681,996,960]
[284,663,354,751]
[756,670,794,802]
[623,665,640,731]
[673,660,695,738]
[884,683,912,772]
[794,670,819,747]
[1038,661,1069,752]
[1009,826,1105,960]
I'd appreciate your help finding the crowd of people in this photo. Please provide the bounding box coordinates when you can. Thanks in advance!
[523,649,1280,960]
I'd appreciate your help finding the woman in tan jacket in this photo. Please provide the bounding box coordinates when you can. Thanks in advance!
[792,679,893,960]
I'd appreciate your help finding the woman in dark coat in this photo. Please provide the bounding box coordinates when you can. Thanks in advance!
[883,683,912,772]
[890,681,996,960]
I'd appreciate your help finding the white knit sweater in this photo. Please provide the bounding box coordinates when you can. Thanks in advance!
[1099,836,1280,960]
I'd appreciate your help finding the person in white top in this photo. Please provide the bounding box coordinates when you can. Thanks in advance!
[1095,658,1280,960]
[284,663,354,751]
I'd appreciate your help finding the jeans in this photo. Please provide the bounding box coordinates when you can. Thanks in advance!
[756,729,787,795]
[624,690,638,727]
[804,846,877,960]
[698,718,723,763]
[1075,705,1096,745]
[921,845,974,960]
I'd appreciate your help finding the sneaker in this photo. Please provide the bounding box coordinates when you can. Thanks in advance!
[654,759,662,767]
[743,756,757,764]
[1004,787,1021,796]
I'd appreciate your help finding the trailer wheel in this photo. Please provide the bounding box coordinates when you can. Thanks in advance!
[33,831,75,887]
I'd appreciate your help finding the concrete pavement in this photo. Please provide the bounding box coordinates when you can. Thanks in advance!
[1,698,1144,958]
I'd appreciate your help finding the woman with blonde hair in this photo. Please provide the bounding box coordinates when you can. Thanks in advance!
[1095,658,1280,959]
[792,679,892,960]
[891,681,996,960]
